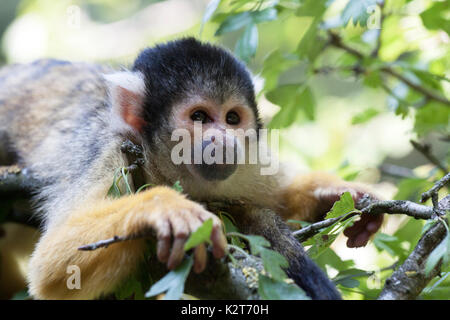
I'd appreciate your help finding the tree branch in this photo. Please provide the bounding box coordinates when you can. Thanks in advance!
[378,203,448,300]
[421,173,450,204]
[327,32,450,106]
[293,199,434,242]
[380,67,450,106]
[360,200,434,219]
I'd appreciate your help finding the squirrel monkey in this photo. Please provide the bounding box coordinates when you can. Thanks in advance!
[0,38,383,300]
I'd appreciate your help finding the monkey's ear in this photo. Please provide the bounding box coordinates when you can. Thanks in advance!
[104,71,147,134]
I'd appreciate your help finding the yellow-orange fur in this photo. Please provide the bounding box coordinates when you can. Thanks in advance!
[27,186,224,299]
[279,171,375,222]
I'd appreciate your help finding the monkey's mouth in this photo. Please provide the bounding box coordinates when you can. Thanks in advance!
[186,163,237,182]
[185,139,239,181]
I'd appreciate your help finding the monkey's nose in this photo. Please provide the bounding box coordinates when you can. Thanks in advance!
[191,139,238,181]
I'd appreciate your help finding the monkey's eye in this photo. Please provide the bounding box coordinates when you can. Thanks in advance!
[191,110,208,123]
[226,111,240,125]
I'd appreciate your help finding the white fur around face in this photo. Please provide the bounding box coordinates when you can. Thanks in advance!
[103,71,145,94]
[103,71,146,135]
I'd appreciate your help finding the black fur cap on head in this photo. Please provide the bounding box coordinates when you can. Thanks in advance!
[132,37,262,142]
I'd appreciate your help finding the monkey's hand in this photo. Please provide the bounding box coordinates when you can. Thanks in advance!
[28,186,226,299]
[314,187,384,248]
[279,172,384,249]
[123,187,227,273]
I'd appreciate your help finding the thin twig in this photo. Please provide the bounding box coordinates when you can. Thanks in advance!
[371,0,385,58]
[381,67,450,106]
[410,140,449,175]
[328,31,364,59]
[421,173,450,218]
[78,235,132,251]
[379,163,417,179]
[293,199,434,242]
[422,173,450,202]
[327,32,450,106]
[380,80,428,108]
[293,213,357,242]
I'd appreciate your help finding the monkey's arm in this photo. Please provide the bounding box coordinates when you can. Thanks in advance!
[278,172,383,247]
[27,187,226,300]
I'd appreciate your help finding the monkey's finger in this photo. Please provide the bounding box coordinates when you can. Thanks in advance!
[211,225,227,259]
[196,211,226,258]
[347,230,370,248]
[169,215,189,239]
[354,230,370,248]
[366,214,384,233]
[193,243,207,274]
[167,237,187,270]
[156,219,171,263]
[186,214,203,234]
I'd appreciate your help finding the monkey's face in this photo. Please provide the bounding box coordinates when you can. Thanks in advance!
[117,38,265,192]
[167,94,258,182]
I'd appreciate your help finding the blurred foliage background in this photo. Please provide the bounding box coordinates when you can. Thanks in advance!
[0,0,448,299]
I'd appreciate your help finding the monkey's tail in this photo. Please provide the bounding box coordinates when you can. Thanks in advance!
[285,246,341,300]
[232,206,341,300]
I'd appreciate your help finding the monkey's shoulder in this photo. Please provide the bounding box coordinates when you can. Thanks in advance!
[0,58,112,93]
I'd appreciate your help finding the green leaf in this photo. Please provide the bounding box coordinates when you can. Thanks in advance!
[394,178,434,202]
[258,275,310,300]
[373,233,404,258]
[172,181,184,193]
[145,256,193,300]
[221,213,245,247]
[200,0,221,34]
[296,0,327,17]
[425,232,450,275]
[351,108,380,124]
[245,234,271,255]
[184,219,213,251]
[107,168,125,198]
[261,49,299,91]
[304,194,357,259]
[221,212,239,233]
[115,276,145,300]
[379,16,409,62]
[252,7,278,23]
[10,290,30,300]
[260,248,289,281]
[215,11,253,35]
[235,23,258,62]
[393,218,425,261]
[326,192,355,219]
[409,68,444,91]
[267,84,316,128]
[295,0,327,61]
[336,278,360,288]
[314,247,354,272]
[341,0,378,27]
[238,233,289,280]
[296,19,325,62]
[420,1,450,35]
[363,70,382,88]
[414,102,450,137]
[215,8,277,36]
[121,167,133,195]
[333,268,369,288]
